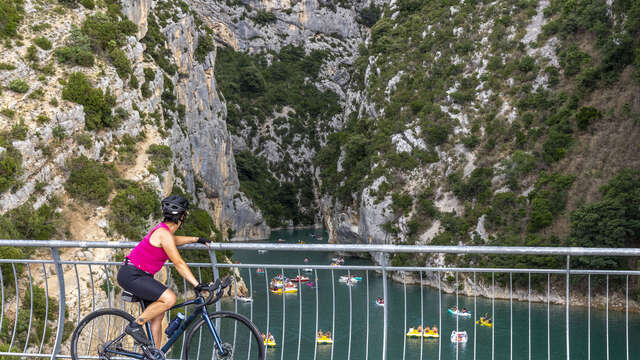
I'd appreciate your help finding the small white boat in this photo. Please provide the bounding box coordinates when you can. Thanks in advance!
[448,308,471,317]
[303,268,313,273]
[339,275,362,283]
[450,331,468,343]
[257,250,267,254]
[235,296,253,303]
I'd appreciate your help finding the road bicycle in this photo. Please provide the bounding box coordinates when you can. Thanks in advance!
[70,277,265,360]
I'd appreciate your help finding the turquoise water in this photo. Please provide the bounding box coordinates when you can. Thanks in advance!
[216,229,639,359]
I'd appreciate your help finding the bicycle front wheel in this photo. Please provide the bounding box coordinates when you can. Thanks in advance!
[71,308,138,360]
[183,311,265,360]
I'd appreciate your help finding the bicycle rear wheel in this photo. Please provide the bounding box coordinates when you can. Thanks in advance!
[71,308,138,360]
[182,311,265,360]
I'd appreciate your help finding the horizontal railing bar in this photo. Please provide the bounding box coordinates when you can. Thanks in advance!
[213,263,640,275]
[0,258,634,275]
[0,239,639,257]
[0,259,54,264]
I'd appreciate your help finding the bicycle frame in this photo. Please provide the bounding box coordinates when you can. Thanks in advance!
[102,297,226,359]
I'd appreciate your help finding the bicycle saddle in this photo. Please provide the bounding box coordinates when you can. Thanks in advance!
[121,291,141,303]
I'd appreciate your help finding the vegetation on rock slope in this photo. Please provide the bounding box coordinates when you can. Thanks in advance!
[312,0,640,269]
[215,44,341,226]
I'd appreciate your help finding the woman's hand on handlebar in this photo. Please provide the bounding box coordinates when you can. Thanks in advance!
[194,282,209,293]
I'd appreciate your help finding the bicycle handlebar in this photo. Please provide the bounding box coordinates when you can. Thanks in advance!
[195,276,233,307]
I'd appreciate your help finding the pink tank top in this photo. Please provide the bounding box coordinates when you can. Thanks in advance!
[126,223,170,275]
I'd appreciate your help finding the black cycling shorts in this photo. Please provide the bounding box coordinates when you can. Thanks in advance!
[117,264,168,304]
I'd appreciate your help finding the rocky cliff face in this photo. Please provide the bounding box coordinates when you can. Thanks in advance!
[0,0,269,244]
[162,14,268,239]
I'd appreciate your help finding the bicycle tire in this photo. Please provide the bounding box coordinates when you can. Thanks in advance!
[183,311,265,360]
[71,308,137,360]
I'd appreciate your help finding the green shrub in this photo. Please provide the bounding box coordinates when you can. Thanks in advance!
[528,197,553,232]
[146,144,172,173]
[0,200,64,241]
[108,183,161,240]
[0,0,24,38]
[252,10,276,25]
[109,47,131,78]
[449,167,494,202]
[0,247,24,291]
[141,81,152,98]
[0,108,14,118]
[518,56,536,73]
[0,144,21,193]
[129,74,139,89]
[357,3,381,27]
[560,45,590,77]
[31,23,51,32]
[0,62,15,70]
[55,45,95,66]
[194,34,215,63]
[55,26,95,67]
[502,150,537,189]
[423,123,451,145]
[575,106,601,130]
[81,13,137,51]
[74,132,92,148]
[8,79,28,93]
[391,192,413,215]
[10,119,27,140]
[527,172,575,232]
[116,133,140,164]
[35,113,49,123]
[80,0,94,9]
[542,126,573,163]
[25,44,38,62]
[143,67,155,81]
[33,36,52,50]
[52,125,65,140]
[65,156,117,205]
[62,72,116,130]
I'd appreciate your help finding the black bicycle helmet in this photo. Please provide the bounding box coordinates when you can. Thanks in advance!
[161,195,189,224]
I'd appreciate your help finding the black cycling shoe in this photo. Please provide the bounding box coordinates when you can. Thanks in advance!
[125,322,151,346]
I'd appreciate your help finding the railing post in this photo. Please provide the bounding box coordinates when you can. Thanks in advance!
[50,247,65,360]
[207,247,221,312]
[381,254,388,360]
[566,255,570,360]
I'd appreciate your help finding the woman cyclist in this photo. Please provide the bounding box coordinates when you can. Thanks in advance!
[117,195,212,347]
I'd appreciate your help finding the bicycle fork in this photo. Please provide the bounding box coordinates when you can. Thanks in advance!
[202,311,228,356]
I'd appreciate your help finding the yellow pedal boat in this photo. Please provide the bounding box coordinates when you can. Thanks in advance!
[424,330,440,338]
[406,328,440,338]
[270,287,298,294]
[476,318,493,327]
[264,339,276,347]
[316,336,333,344]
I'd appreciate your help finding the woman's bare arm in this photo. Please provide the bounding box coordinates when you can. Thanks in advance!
[160,232,199,287]
[174,235,199,246]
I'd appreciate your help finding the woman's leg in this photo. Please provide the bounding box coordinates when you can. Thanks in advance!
[148,313,164,347]
[135,289,176,326]
[134,289,176,346]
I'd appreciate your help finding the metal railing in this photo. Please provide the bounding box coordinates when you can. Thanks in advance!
[0,239,637,360]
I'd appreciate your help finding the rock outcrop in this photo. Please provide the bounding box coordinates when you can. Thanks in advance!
[121,0,152,39]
